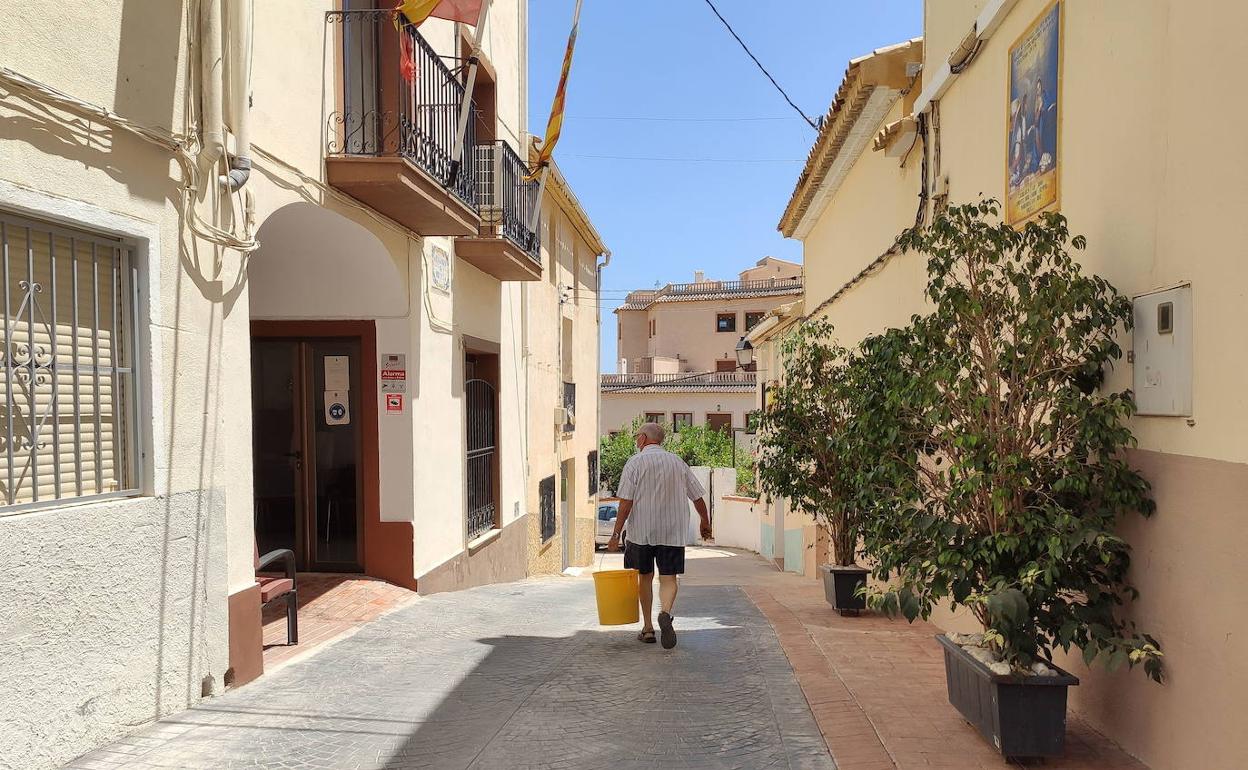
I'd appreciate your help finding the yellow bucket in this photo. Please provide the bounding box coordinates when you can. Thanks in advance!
[592,568,640,625]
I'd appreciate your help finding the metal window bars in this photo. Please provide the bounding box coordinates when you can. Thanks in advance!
[475,140,541,262]
[539,474,556,542]
[1,212,140,512]
[326,9,478,209]
[587,450,598,497]
[465,378,497,541]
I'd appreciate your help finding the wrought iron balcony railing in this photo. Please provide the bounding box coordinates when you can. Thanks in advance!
[475,141,541,262]
[326,9,477,209]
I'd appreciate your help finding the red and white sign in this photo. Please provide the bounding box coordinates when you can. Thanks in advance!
[385,393,404,414]
[380,353,407,393]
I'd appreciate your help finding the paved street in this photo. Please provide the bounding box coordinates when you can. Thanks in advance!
[66,569,834,770]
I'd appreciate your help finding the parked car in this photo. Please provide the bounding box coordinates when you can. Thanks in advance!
[596,501,621,549]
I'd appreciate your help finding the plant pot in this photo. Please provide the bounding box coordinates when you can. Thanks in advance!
[936,634,1080,759]
[819,564,868,615]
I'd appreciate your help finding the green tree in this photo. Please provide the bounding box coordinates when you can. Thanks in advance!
[598,420,755,496]
[755,319,861,566]
[860,200,1163,681]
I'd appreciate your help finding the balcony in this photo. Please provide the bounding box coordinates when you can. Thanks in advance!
[325,10,479,236]
[456,141,543,281]
[601,372,758,392]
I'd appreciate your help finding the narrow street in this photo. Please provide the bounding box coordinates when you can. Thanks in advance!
[65,551,833,770]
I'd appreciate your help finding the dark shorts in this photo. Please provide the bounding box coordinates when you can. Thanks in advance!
[624,541,686,576]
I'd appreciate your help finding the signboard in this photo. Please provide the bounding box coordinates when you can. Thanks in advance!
[385,392,404,414]
[324,355,350,391]
[380,353,406,393]
[324,390,350,425]
[1006,0,1062,225]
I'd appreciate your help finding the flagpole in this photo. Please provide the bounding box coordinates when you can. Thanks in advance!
[524,0,583,234]
[448,0,493,186]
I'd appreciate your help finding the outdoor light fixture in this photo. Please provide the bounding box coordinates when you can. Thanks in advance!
[734,336,754,369]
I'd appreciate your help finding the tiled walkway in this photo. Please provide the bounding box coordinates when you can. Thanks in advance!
[261,573,417,669]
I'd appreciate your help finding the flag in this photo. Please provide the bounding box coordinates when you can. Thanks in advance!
[527,0,582,181]
[395,0,485,27]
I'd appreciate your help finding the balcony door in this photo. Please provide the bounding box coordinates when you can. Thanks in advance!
[252,337,363,572]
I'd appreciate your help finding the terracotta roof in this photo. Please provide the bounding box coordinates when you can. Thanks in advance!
[614,279,803,313]
[778,38,923,238]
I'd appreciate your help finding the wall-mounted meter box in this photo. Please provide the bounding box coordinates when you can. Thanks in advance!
[1132,285,1192,416]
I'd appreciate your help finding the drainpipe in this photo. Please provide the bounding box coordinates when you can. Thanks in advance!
[221,0,253,190]
[595,249,611,497]
[199,0,225,171]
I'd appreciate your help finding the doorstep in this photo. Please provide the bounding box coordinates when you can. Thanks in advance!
[745,583,1149,770]
[261,573,418,671]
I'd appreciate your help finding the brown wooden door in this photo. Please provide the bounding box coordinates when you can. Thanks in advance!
[251,338,364,572]
[707,413,733,434]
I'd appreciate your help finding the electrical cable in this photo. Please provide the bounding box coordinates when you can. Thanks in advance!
[700,0,819,131]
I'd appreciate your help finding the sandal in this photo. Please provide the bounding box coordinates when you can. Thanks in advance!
[637,630,657,644]
[658,612,677,649]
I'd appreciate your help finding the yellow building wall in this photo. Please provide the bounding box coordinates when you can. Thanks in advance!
[795,2,1248,766]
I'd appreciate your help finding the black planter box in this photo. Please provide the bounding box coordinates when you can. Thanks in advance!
[936,634,1080,759]
[819,565,868,615]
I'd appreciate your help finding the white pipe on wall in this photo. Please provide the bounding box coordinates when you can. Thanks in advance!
[222,0,253,190]
[199,0,225,169]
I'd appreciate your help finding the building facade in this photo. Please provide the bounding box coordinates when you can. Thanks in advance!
[525,159,608,575]
[603,258,802,436]
[0,1,605,766]
[769,3,1248,767]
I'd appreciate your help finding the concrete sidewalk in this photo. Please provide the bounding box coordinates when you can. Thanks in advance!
[65,569,832,770]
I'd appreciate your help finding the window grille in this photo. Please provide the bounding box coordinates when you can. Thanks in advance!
[1,212,141,512]
[539,474,556,541]
[587,450,598,496]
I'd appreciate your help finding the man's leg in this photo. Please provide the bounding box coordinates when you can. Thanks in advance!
[638,571,655,632]
[658,574,678,615]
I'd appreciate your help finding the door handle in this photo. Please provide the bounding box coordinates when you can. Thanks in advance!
[285,450,302,470]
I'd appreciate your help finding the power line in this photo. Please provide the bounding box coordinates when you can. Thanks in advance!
[565,153,804,164]
[566,114,795,123]
[701,0,820,132]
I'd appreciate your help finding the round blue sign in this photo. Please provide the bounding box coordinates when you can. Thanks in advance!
[329,403,346,420]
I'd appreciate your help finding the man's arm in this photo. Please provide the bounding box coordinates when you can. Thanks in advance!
[693,498,712,541]
[607,499,632,552]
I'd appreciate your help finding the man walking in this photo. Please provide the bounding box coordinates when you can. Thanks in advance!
[607,423,712,649]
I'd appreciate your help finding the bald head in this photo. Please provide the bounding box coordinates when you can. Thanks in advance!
[637,422,665,446]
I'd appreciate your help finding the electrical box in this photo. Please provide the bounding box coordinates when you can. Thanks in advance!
[1132,285,1192,416]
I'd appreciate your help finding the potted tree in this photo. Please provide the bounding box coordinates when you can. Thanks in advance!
[756,319,866,614]
[859,201,1163,758]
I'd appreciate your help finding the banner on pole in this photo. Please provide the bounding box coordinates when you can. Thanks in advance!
[527,0,583,181]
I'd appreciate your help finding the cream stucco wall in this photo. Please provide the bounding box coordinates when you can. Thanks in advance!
[791,2,1248,766]
[525,187,600,575]
[0,3,236,766]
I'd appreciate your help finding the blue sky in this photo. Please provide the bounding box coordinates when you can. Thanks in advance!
[526,0,923,370]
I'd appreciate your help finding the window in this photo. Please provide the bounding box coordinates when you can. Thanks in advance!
[1,212,142,512]
[539,474,556,541]
[673,412,693,431]
[465,350,500,540]
[707,413,733,434]
[715,359,737,373]
[644,412,664,424]
[745,311,765,331]
[716,313,737,333]
[746,410,761,434]
[587,450,599,496]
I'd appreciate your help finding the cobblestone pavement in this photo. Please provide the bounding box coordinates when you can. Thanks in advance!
[66,578,834,770]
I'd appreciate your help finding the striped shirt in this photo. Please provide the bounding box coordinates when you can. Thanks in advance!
[616,445,707,547]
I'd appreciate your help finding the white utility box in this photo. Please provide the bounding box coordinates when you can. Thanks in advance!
[1132,285,1192,416]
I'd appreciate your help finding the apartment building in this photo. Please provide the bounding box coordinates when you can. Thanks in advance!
[0,1,604,765]
[602,257,801,435]
[764,2,1248,766]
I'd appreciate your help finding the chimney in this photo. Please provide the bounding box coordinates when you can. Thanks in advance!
[694,270,706,284]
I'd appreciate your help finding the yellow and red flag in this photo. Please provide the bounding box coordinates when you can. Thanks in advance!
[395,0,485,27]
[527,0,583,181]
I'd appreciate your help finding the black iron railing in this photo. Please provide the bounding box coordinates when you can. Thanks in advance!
[475,141,541,262]
[465,378,496,540]
[539,474,556,541]
[326,10,477,209]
